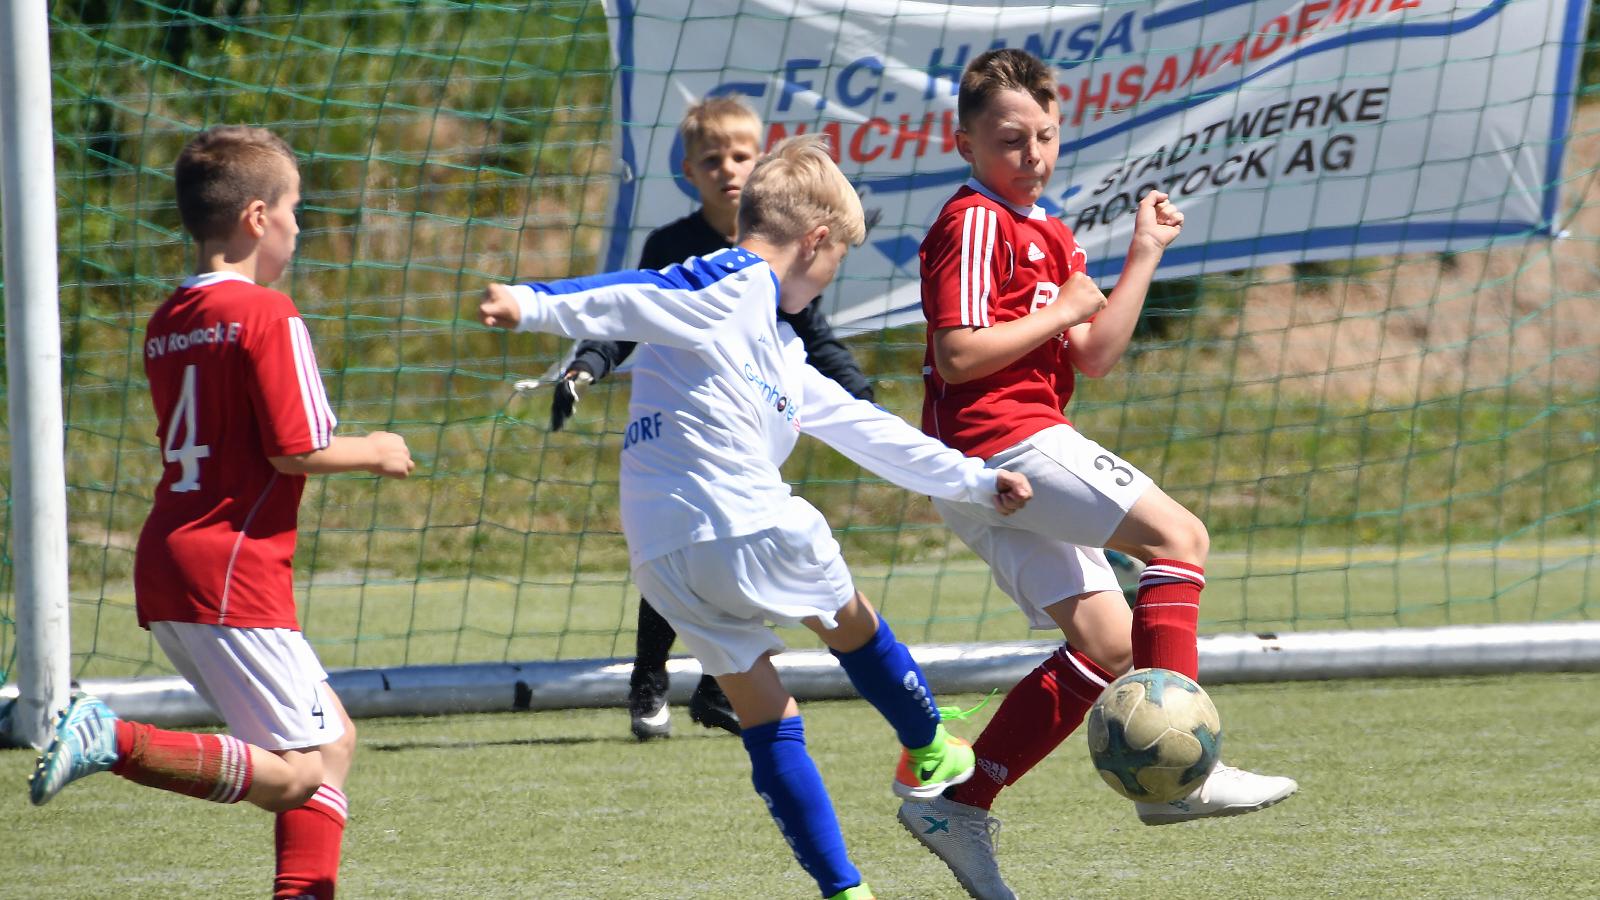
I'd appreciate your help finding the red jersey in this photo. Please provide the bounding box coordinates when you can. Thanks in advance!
[920,180,1089,459]
[133,272,337,629]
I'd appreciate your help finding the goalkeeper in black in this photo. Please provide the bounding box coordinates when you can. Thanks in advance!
[549,96,875,740]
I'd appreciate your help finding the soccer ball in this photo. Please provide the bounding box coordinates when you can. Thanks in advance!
[1086,668,1221,803]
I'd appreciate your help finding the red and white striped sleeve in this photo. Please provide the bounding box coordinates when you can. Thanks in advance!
[247,311,338,457]
[920,202,1003,330]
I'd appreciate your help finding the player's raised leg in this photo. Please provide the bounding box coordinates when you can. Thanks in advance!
[805,592,974,799]
[1109,486,1298,824]
[1106,483,1208,678]
[29,690,330,811]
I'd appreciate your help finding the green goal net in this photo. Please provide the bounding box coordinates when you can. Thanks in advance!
[2,0,1597,688]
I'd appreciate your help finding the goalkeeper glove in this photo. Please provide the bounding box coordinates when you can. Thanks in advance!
[549,365,595,432]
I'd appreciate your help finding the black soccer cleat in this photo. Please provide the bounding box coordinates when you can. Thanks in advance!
[687,675,740,735]
[628,669,671,741]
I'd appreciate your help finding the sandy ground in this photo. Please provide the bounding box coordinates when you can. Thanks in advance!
[1224,103,1600,401]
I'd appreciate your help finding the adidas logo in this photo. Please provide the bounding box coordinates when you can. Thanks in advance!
[1026,242,1046,262]
[978,758,1008,784]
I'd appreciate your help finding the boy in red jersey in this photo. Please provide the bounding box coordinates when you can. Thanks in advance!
[29,125,414,899]
[899,49,1297,899]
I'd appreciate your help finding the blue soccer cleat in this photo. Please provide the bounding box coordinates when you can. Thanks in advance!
[29,692,121,806]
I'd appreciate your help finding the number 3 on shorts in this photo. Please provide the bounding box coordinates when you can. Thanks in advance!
[1092,453,1135,487]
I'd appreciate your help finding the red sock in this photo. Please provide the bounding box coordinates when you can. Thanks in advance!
[948,646,1114,810]
[275,785,349,899]
[110,720,252,803]
[1132,558,1204,678]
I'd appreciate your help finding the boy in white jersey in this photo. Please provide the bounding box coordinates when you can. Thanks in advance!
[479,135,1032,900]
[901,48,1296,900]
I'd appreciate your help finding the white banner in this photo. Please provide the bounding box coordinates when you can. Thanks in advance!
[602,0,1589,331]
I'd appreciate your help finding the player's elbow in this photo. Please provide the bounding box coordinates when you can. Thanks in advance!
[934,357,976,385]
[269,452,312,475]
[1069,346,1120,379]
[933,345,986,384]
[931,328,996,384]
[1074,357,1115,379]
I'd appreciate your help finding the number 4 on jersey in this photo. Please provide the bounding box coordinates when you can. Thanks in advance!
[164,363,211,492]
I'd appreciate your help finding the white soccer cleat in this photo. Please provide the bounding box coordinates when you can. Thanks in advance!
[898,795,1017,900]
[1134,762,1297,825]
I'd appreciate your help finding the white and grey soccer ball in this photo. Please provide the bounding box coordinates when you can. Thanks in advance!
[1087,667,1222,803]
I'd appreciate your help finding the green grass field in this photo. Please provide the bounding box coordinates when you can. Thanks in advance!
[7,673,1599,898]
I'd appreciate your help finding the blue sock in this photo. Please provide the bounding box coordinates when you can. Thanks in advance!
[830,617,940,749]
[742,717,861,897]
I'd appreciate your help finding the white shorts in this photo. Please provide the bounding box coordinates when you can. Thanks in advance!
[151,622,344,751]
[933,424,1152,629]
[631,497,856,676]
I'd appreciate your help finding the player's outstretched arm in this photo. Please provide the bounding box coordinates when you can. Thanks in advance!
[795,365,1031,514]
[271,432,415,478]
[1068,191,1184,377]
[477,273,733,351]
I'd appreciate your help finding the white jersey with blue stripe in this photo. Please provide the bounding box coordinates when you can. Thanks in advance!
[509,247,998,565]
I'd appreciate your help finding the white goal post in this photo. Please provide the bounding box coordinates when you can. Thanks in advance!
[0,0,71,750]
[4,623,1598,730]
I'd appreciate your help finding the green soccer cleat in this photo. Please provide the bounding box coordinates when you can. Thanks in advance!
[827,884,876,900]
[893,724,976,800]
[29,692,120,806]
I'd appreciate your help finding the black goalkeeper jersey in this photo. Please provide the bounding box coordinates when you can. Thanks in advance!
[569,209,874,401]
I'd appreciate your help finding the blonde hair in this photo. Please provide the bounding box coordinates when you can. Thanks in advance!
[959,48,1058,130]
[737,135,865,247]
[679,95,762,158]
[175,125,298,242]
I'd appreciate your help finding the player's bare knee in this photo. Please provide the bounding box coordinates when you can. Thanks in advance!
[1156,511,1209,564]
[329,718,356,760]
[1097,645,1134,676]
[286,778,321,810]
[259,771,321,812]
[278,751,326,809]
[1072,631,1133,676]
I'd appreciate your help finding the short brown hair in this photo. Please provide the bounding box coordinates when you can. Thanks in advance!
[174,125,298,242]
[958,49,1058,129]
[737,135,865,246]
[679,95,762,158]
